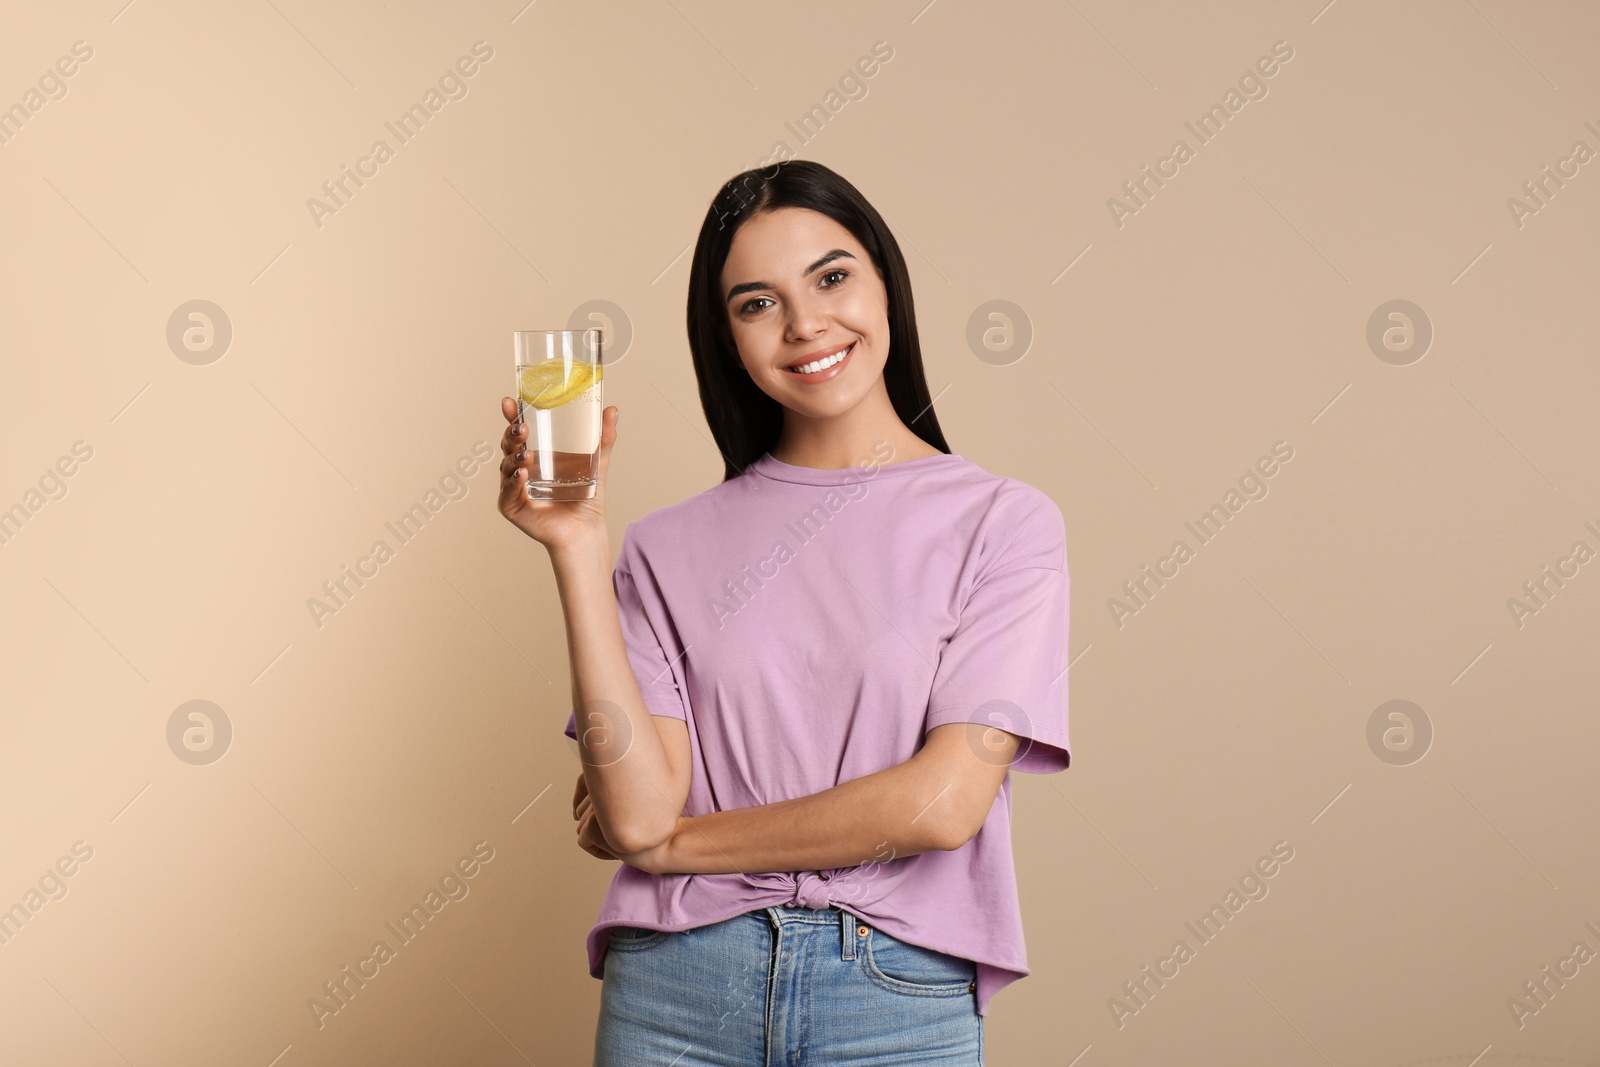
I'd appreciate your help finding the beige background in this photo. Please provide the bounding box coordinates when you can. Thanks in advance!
[2,0,1598,1063]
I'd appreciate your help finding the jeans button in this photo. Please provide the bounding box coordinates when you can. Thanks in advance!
[857,925,869,937]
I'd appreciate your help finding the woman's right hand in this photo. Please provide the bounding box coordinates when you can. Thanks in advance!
[497,396,619,554]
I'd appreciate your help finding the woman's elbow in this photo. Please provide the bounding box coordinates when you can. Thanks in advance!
[929,814,979,853]
[929,785,1003,851]
[610,812,677,855]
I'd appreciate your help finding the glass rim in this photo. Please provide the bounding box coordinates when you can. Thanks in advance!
[513,327,604,366]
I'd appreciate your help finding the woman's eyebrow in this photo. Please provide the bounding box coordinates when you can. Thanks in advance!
[725,249,856,304]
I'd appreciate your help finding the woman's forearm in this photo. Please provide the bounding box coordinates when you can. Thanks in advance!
[551,534,683,853]
[654,754,956,876]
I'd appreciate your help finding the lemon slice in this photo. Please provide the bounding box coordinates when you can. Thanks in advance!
[518,362,603,410]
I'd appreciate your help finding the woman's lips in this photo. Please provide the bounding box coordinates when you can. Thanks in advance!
[784,342,855,382]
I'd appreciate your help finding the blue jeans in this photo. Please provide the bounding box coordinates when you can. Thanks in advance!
[595,904,983,1065]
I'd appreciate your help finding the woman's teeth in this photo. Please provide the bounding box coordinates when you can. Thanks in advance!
[788,344,852,375]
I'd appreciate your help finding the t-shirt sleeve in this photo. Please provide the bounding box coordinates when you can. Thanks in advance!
[922,490,1071,774]
[563,531,690,742]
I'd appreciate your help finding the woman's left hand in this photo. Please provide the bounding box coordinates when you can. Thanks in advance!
[574,781,681,874]
[574,786,621,860]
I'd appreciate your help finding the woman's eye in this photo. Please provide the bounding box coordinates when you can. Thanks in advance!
[738,270,847,316]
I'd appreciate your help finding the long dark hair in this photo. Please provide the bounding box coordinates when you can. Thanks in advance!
[685,159,951,483]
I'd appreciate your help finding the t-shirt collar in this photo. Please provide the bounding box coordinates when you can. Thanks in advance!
[748,449,965,485]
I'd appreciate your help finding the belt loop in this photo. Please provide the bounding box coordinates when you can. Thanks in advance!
[840,909,856,960]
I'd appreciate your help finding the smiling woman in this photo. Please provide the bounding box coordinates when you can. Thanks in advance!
[502,160,1072,1065]
[687,163,948,476]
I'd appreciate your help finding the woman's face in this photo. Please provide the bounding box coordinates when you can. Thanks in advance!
[719,206,891,421]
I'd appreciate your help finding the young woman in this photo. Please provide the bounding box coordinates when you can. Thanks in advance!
[497,160,1071,1064]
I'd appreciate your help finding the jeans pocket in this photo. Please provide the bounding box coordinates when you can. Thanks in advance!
[605,925,671,952]
[861,930,976,996]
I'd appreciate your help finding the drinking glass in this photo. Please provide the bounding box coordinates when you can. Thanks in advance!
[513,328,604,500]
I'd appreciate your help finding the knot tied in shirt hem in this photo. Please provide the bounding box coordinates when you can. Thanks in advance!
[788,871,834,909]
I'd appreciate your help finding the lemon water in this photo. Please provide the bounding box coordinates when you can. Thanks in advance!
[518,361,603,497]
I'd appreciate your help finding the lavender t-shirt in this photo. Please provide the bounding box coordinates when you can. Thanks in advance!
[563,447,1071,1015]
